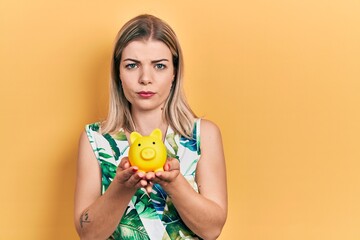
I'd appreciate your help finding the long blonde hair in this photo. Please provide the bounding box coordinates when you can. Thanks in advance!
[102,14,197,138]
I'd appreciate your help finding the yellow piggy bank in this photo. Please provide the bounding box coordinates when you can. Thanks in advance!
[128,128,167,173]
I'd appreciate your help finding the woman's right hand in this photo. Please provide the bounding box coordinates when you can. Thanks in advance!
[115,157,148,190]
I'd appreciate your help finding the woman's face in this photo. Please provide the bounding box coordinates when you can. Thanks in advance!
[119,39,175,113]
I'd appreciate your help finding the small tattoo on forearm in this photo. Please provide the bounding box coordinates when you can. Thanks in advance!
[80,209,91,228]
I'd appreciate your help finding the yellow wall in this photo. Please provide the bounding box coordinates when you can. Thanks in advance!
[1,1,359,239]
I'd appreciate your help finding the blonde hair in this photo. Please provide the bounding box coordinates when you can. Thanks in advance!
[102,14,197,138]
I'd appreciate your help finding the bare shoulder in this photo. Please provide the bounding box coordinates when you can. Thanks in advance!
[77,130,98,168]
[79,130,87,144]
[199,119,222,140]
[79,130,90,148]
[78,129,96,156]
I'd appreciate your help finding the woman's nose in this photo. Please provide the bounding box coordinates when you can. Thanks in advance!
[139,66,152,85]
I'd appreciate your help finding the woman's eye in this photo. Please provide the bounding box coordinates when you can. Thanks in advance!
[155,63,166,70]
[125,63,137,69]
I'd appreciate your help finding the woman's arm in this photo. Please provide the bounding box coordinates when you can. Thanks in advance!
[74,131,147,240]
[153,119,227,240]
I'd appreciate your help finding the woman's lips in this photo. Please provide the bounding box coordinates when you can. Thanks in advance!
[137,91,155,98]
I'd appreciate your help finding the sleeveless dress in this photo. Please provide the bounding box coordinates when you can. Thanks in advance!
[85,119,202,240]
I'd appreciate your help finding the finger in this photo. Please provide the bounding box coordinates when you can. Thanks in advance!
[155,170,180,183]
[119,157,130,170]
[165,158,180,172]
[118,166,138,182]
[145,181,154,193]
[127,171,146,187]
[155,171,168,180]
[133,178,148,189]
[164,163,170,171]
[145,172,155,181]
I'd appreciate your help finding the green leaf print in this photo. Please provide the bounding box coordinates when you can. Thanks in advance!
[111,207,150,240]
[99,160,116,191]
[183,159,198,176]
[104,133,121,160]
[133,190,158,220]
[89,122,100,132]
[120,146,129,156]
[162,200,198,239]
[113,131,128,141]
[180,136,197,152]
[99,152,112,159]
[166,133,180,160]
[180,122,201,154]
[166,149,179,160]
[150,184,167,217]
[166,133,178,154]
[136,201,158,219]
[166,223,198,240]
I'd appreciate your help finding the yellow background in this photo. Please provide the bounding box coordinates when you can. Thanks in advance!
[1,0,359,239]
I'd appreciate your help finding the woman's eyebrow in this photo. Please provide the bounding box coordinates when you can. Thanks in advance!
[122,58,169,63]
[151,59,169,63]
[123,58,140,63]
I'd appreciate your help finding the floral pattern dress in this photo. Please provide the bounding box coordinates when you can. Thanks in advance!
[85,119,202,240]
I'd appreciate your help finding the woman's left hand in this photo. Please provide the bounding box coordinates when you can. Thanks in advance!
[144,158,180,193]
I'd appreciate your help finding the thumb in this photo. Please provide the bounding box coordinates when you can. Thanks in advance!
[165,158,180,171]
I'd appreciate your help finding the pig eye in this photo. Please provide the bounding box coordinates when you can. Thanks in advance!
[138,143,141,146]
[153,142,155,144]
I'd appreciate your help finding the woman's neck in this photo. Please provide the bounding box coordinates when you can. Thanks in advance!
[131,109,168,136]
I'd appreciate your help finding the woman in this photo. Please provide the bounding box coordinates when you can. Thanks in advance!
[74,14,227,240]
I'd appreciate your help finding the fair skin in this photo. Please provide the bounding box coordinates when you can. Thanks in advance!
[74,39,227,240]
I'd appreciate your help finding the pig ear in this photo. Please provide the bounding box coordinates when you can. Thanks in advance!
[150,128,162,140]
[130,131,142,144]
